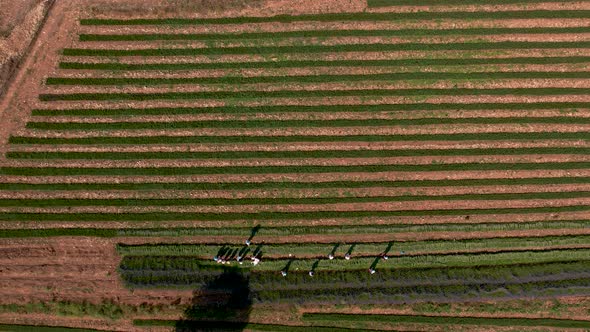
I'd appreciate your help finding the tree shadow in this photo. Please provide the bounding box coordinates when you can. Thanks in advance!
[175,268,252,331]
[248,224,261,242]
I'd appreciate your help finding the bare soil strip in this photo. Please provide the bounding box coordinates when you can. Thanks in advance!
[3,169,589,184]
[368,2,590,13]
[58,48,590,65]
[9,139,590,153]
[3,154,590,169]
[69,33,590,51]
[116,228,590,245]
[39,78,590,95]
[2,210,587,230]
[1,183,589,200]
[16,124,590,139]
[52,63,590,79]
[77,18,590,35]
[1,197,588,214]
[30,94,590,112]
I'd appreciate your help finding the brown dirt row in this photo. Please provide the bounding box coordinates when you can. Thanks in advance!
[3,154,590,169]
[7,245,590,270]
[115,228,590,246]
[1,169,588,184]
[368,2,590,13]
[0,314,137,332]
[10,138,590,153]
[1,209,585,230]
[27,109,590,124]
[78,18,590,36]
[84,0,361,20]
[58,48,590,65]
[1,183,589,200]
[54,63,590,80]
[30,94,590,113]
[17,124,590,139]
[40,78,590,95]
[71,33,590,51]
[2,197,588,214]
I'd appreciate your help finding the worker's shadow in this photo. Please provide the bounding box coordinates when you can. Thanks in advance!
[175,268,252,331]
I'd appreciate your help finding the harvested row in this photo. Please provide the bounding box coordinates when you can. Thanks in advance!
[58,56,590,71]
[1,177,589,191]
[26,102,590,116]
[77,27,590,42]
[301,313,590,330]
[60,41,590,57]
[44,71,590,86]
[78,11,590,26]
[116,235,590,258]
[0,205,587,221]
[0,191,589,207]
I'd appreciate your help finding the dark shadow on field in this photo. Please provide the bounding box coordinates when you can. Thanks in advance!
[175,269,252,332]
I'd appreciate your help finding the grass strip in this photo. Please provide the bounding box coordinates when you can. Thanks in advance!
[0,325,103,332]
[61,42,590,57]
[134,320,380,332]
[24,117,590,130]
[303,313,590,329]
[79,26,590,41]
[0,228,117,237]
[2,191,590,208]
[116,220,590,237]
[8,148,590,160]
[0,206,587,222]
[45,71,590,86]
[0,221,588,238]
[79,11,590,25]
[121,261,590,293]
[2,163,589,176]
[29,102,590,117]
[59,56,590,71]
[116,235,590,257]
[38,88,590,102]
[1,177,588,191]
[120,248,590,272]
[10,132,590,145]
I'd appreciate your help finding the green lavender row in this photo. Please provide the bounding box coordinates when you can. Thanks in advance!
[2,162,589,176]
[1,221,588,238]
[38,88,590,102]
[2,191,590,207]
[28,102,590,117]
[45,71,590,86]
[0,177,588,191]
[62,41,590,57]
[79,11,590,25]
[58,56,590,71]
[0,206,587,222]
[78,26,590,41]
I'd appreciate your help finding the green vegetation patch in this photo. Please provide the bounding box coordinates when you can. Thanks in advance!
[59,56,590,71]
[303,312,590,329]
[62,42,590,57]
[79,11,590,25]
[38,89,590,102]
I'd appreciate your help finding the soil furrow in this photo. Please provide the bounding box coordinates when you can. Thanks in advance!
[2,170,589,184]
[39,78,590,95]
[77,19,590,36]
[16,124,590,139]
[0,183,589,200]
[1,197,588,214]
[9,139,590,153]
[51,63,590,79]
